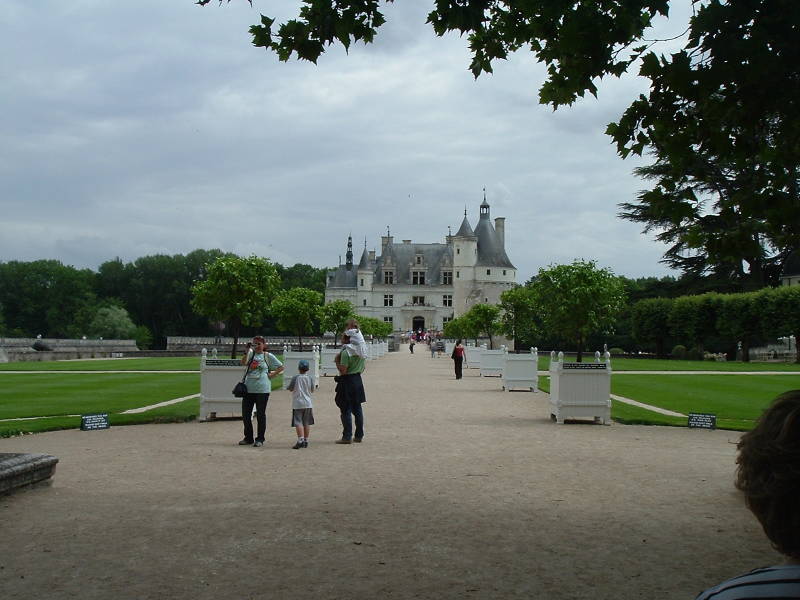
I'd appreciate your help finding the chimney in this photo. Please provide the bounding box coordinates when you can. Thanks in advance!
[402,240,412,244]
[494,217,506,248]
[368,250,375,262]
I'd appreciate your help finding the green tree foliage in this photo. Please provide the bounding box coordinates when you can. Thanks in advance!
[191,255,281,357]
[270,287,323,349]
[715,290,765,362]
[358,316,392,338]
[462,303,501,349]
[319,299,356,345]
[531,260,626,361]
[498,285,538,352]
[442,316,470,341]
[207,0,800,289]
[275,263,328,294]
[0,260,96,337]
[630,297,674,358]
[667,292,722,356]
[761,286,800,364]
[88,305,137,340]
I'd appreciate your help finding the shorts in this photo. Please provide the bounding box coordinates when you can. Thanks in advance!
[291,408,315,427]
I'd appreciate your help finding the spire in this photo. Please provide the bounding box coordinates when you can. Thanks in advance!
[480,190,490,220]
[345,235,353,270]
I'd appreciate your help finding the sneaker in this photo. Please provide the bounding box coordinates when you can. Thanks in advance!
[238,439,253,446]
[253,441,263,447]
[292,441,304,449]
[302,441,308,448]
[353,438,363,443]
[335,438,352,444]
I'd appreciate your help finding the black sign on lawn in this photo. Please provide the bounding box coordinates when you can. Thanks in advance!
[688,412,717,430]
[81,413,110,431]
[562,363,607,370]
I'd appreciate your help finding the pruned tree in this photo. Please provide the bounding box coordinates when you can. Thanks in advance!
[531,260,626,362]
[191,255,281,357]
[319,299,356,346]
[270,287,323,350]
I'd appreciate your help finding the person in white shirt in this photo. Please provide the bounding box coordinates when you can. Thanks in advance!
[286,359,315,449]
[343,318,369,359]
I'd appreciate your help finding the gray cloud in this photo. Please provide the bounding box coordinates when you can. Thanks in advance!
[0,0,688,281]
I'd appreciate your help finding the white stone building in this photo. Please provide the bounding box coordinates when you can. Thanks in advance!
[325,197,517,332]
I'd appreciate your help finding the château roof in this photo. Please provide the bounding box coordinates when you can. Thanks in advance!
[454,215,475,238]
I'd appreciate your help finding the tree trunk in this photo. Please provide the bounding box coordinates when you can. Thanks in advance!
[298,334,303,351]
[229,317,241,359]
[742,339,751,363]
[576,335,584,363]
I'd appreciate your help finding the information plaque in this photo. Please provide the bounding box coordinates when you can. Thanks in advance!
[687,412,716,430]
[81,413,110,431]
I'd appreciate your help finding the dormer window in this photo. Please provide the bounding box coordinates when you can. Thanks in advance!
[384,270,394,284]
[412,271,426,285]
[415,254,423,265]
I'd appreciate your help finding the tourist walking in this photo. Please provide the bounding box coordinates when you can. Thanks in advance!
[238,336,284,447]
[334,332,367,444]
[287,359,314,449]
[451,339,465,379]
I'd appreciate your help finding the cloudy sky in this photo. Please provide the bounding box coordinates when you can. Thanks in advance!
[2,1,693,282]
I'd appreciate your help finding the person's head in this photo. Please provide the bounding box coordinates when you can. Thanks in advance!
[346,318,359,330]
[298,359,309,373]
[735,390,800,560]
[456,339,462,345]
[251,336,266,351]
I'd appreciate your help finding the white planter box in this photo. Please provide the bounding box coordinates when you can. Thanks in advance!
[480,348,506,377]
[465,344,484,369]
[320,347,339,377]
[502,349,539,391]
[199,358,246,420]
[281,346,320,389]
[549,353,611,424]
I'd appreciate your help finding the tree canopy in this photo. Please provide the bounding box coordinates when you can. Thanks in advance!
[191,255,281,357]
[530,260,626,361]
[203,0,800,288]
[270,287,323,349]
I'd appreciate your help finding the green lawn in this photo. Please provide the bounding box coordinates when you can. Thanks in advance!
[535,355,800,372]
[536,372,800,431]
[0,357,285,436]
[0,357,203,371]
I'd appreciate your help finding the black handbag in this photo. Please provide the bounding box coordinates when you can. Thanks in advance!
[232,352,253,397]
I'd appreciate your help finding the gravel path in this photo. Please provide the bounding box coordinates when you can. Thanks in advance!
[0,348,779,599]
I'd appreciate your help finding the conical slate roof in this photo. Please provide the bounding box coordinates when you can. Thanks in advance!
[357,246,369,270]
[454,215,475,238]
[474,206,515,269]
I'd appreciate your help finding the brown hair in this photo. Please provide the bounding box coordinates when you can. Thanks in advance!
[252,336,266,345]
[735,390,800,559]
[346,318,359,329]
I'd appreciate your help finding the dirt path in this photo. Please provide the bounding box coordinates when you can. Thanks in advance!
[0,348,779,599]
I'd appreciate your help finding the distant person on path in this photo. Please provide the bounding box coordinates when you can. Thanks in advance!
[430,339,436,358]
[694,390,800,599]
[343,318,369,359]
[451,339,465,379]
[334,333,367,444]
[287,359,314,449]
[410,339,415,354]
[238,336,283,448]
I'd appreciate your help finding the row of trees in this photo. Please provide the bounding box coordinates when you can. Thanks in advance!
[190,255,392,356]
[0,251,329,348]
[632,286,800,362]
[445,260,627,362]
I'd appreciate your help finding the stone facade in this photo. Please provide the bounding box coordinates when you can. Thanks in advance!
[325,197,517,332]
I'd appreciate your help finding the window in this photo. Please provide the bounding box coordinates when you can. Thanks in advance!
[360,278,364,286]
[412,271,426,285]
[384,270,394,284]
[456,248,460,255]
[443,316,452,325]
[363,299,367,306]
[503,270,507,276]
[486,269,491,276]
[456,271,460,278]
[384,294,394,307]
[443,294,452,307]
[412,296,425,305]
[442,271,452,285]
[384,316,393,323]
[415,255,422,265]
